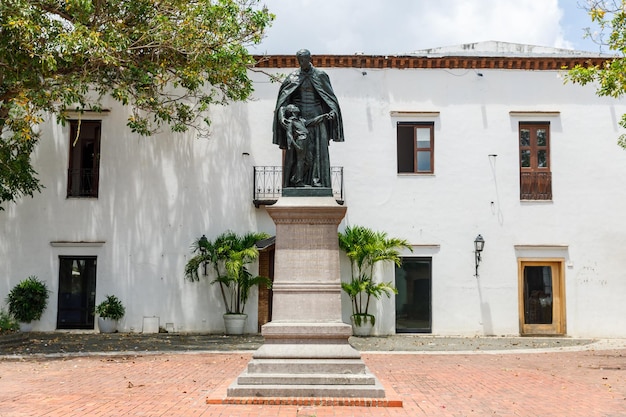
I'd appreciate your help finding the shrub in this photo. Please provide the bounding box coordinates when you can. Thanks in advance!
[6,276,50,323]
[0,309,19,334]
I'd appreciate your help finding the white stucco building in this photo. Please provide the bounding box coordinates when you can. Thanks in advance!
[2,42,625,338]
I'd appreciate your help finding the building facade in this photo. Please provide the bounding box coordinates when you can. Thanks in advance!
[2,42,625,338]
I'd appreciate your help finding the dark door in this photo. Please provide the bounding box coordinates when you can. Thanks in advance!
[395,257,432,333]
[57,257,97,329]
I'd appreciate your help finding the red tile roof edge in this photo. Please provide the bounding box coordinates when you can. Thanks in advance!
[253,55,606,70]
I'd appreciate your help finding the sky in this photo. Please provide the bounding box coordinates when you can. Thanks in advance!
[250,0,604,55]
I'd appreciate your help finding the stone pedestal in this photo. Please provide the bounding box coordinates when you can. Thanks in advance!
[227,196,385,398]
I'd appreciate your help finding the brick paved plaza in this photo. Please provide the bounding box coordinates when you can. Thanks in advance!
[1,347,625,416]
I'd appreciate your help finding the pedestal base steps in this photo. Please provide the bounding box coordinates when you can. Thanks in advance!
[227,322,385,398]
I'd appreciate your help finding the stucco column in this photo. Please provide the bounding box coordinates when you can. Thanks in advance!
[268,196,346,323]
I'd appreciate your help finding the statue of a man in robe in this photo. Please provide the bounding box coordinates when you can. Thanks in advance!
[272,49,344,189]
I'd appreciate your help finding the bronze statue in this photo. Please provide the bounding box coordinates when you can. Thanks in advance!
[273,49,344,189]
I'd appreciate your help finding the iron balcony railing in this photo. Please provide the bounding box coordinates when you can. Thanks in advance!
[67,168,99,197]
[253,166,344,207]
[520,171,552,200]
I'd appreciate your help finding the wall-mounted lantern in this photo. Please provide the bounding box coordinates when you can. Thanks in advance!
[474,234,485,277]
[198,234,209,276]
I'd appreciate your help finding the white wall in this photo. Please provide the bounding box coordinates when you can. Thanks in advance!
[2,64,626,337]
[251,66,626,338]
[0,97,271,333]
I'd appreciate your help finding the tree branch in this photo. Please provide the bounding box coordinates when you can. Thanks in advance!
[32,1,76,24]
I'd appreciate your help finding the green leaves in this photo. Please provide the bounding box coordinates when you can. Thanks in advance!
[0,0,274,209]
[338,225,410,317]
[94,295,126,320]
[0,118,42,208]
[566,1,626,148]
[5,276,50,323]
[0,308,19,334]
[185,230,271,314]
[339,225,411,279]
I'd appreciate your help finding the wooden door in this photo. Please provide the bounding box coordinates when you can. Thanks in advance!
[518,260,565,335]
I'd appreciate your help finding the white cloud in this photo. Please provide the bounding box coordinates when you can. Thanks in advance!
[252,0,580,55]
[420,0,571,50]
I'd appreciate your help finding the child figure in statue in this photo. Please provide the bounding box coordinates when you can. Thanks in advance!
[279,104,334,187]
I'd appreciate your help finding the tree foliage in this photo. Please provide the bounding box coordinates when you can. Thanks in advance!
[566,0,626,147]
[0,0,273,209]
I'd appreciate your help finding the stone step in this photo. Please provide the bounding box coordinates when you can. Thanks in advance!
[252,342,362,359]
[236,372,377,386]
[0,332,29,349]
[245,358,367,374]
[227,382,386,398]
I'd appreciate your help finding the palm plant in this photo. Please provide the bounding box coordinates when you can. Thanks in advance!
[338,225,411,326]
[185,231,271,315]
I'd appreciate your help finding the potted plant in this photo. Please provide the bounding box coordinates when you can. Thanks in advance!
[94,295,125,333]
[185,231,271,335]
[6,276,50,332]
[338,225,411,336]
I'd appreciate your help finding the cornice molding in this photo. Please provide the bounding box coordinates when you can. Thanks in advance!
[50,241,105,247]
[254,55,606,71]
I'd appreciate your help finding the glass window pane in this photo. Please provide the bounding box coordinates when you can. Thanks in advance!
[417,151,431,172]
[538,150,547,167]
[520,129,530,146]
[537,129,547,146]
[416,128,431,149]
[521,150,531,167]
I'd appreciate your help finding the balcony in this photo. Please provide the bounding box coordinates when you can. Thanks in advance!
[253,166,344,207]
[67,168,99,197]
[520,171,552,200]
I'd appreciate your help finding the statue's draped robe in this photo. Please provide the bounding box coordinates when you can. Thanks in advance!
[273,66,344,188]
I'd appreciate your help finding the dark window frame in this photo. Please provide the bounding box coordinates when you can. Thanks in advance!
[519,122,552,200]
[67,120,101,198]
[397,122,435,174]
